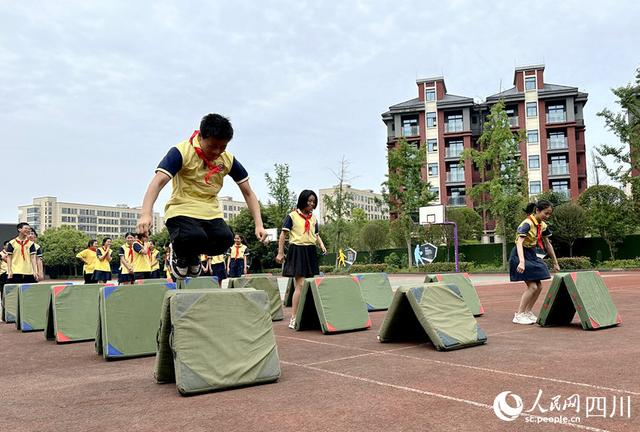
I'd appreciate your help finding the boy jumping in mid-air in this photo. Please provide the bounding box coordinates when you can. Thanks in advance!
[137,113,266,279]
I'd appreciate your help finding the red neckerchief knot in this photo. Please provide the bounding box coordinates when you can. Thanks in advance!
[528,215,543,249]
[234,245,240,258]
[297,209,313,234]
[16,238,28,259]
[190,130,222,185]
[127,244,134,262]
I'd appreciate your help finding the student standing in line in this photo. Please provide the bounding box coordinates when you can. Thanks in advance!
[148,240,161,279]
[93,238,113,283]
[227,235,248,277]
[118,233,136,284]
[76,240,98,284]
[510,200,560,325]
[6,223,39,284]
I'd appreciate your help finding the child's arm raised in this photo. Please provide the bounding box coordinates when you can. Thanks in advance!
[238,180,266,242]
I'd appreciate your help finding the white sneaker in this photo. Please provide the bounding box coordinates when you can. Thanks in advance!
[288,317,296,329]
[525,311,538,322]
[513,312,534,325]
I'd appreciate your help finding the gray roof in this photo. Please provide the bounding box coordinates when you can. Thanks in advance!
[438,93,474,106]
[486,82,586,102]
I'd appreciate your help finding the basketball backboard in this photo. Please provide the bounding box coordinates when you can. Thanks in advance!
[419,204,445,225]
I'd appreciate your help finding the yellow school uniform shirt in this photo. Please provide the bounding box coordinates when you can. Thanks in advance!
[95,247,112,272]
[156,131,249,221]
[150,249,160,271]
[229,244,247,260]
[132,241,152,273]
[119,244,134,275]
[6,237,36,275]
[0,252,8,275]
[282,210,319,246]
[210,254,225,265]
[76,248,98,274]
[515,216,552,248]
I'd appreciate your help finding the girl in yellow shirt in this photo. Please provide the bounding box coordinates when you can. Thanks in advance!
[76,240,98,284]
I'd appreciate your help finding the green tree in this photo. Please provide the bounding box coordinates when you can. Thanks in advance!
[578,185,636,259]
[150,227,169,247]
[264,163,296,228]
[322,157,355,267]
[383,139,436,267]
[551,203,588,257]
[595,68,640,213]
[462,100,527,269]
[534,189,570,208]
[110,238,126,267]
[39,226,89,276]
[360,220,390,262]
[445,207,483,242]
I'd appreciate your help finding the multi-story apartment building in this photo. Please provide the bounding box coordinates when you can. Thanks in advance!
[382,64,588,235]
[17,196,163,238]
[218,196,247,221]
[318,185,389,224]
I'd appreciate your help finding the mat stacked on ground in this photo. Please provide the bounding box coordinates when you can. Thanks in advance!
[353,273,393,311]
[2,284,20,323]
[45,284,104,343]
[176,276,219,290]
[155,288,280,395]
[283,278,295,307]
[96,281,176,359]
[537,271,621,330]
[295,276,371,334]
[135,278,171,285]
[378,283,487,351]
[228,275,283,321]
[424,273,484,316]
[15,282,73,331]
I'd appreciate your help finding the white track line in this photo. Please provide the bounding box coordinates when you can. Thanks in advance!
[303,344,428,367]
[281,360,611,432]
[278,335,640,396]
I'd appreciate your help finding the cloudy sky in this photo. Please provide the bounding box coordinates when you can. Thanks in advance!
[1,0,638,222]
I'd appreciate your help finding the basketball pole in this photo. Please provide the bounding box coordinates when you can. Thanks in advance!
[442,221,459,273]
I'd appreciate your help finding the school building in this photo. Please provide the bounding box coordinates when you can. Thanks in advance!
[318,185,389,224]
[218,196,247,221]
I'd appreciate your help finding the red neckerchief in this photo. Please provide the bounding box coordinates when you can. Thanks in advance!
[190,130,222,185]
[528,215,543,249]
[234,245,240,258]
[89,246,97,252]
[15,237,28,259]
[127,244,134,262]
[296,209,313,234]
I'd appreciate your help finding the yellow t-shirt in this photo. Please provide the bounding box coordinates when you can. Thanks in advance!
[95,247,112,272]
[515,216,552,248]
[156,132,249,221]
[150,249,160,271]
[119,244,134,275]
[7,237,36,275]
[282,210,318,246]
[0,251,8,275]
[229,244,247,260]
[76,248,98,274]
[210,254,225,265]
[132,241,152,273]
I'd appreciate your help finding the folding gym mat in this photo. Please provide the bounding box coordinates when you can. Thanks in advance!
[134,278,171,285]
[378,283,487,351]
[154,288,280,395]
[176,276,219,290]
[295,276,371,334]
[228,276,284,321]
[95,281,176,359]
[45,284,103,343]
[353,273,393,311]
[424,273,484,316]
[537,271,621,330]
[17,282,73,332]
[2,284,19,323]
[283,277,295,307]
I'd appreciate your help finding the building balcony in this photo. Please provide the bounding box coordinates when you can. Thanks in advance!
[444,121,464,133]
[446,172,466,184]
[547,137,568,151]
[445,147,464,160]
[448,196,466,207]
[552,189,571,199]
[548,165,570,177]
[546,112,567,124]
[508,117,519,128]
[402,125,420,137]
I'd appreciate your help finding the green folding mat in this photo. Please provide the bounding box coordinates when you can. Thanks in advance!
[283,277,295,307]
[378,283,487,351]
[537,271,621,330]
[176,276,219,290]
[154,288,280,395]
[45,284,103,343]
[228,276,284,321]
[96,281,176,359]
[353,273,393,311]
[17,282,73,332]
[242,273,273,277]
[135,278,171,285]
[3,284,20,323]
[295,276,371,334]
[424,273,484,316]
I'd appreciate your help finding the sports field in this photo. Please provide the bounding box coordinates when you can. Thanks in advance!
[0,272,638,431]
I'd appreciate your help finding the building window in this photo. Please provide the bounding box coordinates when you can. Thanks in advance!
[528,155,540,169]
[525,76,536,90]
[529,181,542,195]
[426,112,437,128]
[427,139,438,153]
[527,130,539,144]
[526,102,538,118]
[430,187,439,198]
[428,163,439,177]
[445,113,463,132]
[548,132,567,149]
[401,116,419,137]
[425,88,436,101]
[547,103,566,123]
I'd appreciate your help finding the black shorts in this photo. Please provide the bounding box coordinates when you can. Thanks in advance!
[8,274,36,284]
[134,272,151,280]
[118,273,135,284]
[166,216,234,261]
